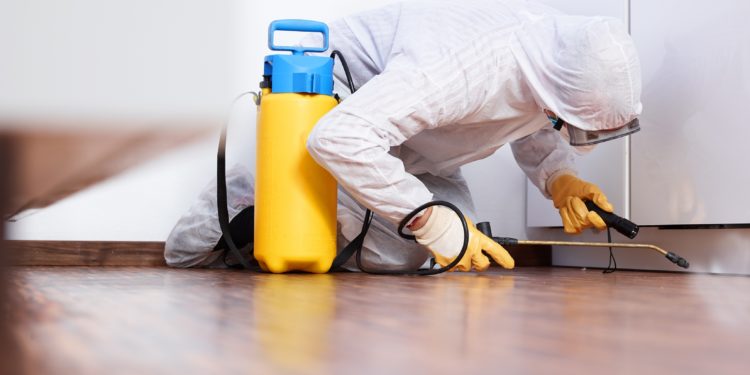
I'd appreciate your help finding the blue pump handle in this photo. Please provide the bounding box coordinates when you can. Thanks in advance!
[268,19,329,55]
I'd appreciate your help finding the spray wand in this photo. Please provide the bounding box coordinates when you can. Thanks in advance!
[475,201,690,270]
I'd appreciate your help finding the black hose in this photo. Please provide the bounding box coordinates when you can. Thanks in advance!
[354,201,469,276]
[329,50,356,94]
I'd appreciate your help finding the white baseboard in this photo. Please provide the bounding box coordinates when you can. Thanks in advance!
[526,226,750,275]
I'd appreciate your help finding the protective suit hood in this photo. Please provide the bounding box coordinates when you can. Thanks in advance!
[512,12,643,131]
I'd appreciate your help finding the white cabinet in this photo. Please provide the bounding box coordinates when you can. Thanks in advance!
[526,0,630,227]
[630,0,750,225]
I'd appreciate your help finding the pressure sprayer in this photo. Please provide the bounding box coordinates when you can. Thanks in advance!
[217,19,689,275]
[252,20,341,273]
[216,20,338,273]
[216,19,470,275]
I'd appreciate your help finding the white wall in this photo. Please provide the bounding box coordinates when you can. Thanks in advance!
[0,0,241,126]
[2,0,248,240]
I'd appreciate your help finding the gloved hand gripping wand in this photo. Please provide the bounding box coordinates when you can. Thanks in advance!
[475,202,691,269]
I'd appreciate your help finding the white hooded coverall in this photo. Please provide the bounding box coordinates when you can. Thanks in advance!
[165,0,642,270]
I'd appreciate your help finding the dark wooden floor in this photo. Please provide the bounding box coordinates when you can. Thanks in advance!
[8,267,750,375]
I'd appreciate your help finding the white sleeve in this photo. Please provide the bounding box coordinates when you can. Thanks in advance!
[307,62,464,224]
[510,127,578,198]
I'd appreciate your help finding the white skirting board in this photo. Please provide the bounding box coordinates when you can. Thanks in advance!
[526,226,750,275]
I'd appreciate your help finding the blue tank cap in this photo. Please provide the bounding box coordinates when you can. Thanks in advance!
[263,19,334,96]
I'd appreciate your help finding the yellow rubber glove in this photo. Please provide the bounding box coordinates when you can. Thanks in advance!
[548,174,614,234]
[411,206,515,271]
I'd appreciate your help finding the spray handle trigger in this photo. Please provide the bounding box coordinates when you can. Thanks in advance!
[268,19,329,55]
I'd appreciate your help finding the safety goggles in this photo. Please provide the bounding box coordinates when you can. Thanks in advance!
[546,112,641,146]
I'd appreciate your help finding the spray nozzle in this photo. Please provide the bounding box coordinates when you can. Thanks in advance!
[666,252,690,269]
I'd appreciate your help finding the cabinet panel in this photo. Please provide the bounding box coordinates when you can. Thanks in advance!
[527,0,629,227]
[630,0,750,225]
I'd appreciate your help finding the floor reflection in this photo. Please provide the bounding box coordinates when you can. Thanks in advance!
[10,267,750,375]
[254,275,336,374]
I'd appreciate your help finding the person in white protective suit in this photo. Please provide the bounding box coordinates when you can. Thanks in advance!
[164,0,642,271]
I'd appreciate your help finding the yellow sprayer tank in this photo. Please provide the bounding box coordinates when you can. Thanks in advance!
[254,20,338,273]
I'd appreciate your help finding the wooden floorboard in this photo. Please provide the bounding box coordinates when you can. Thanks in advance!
[9,267,750,375]
[1,134,24,375]
[5,241,548,268]
[7,241,166,267]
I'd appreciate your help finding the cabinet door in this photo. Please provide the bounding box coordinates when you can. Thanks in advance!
[630,0,750,225]
[526,0,629,227]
